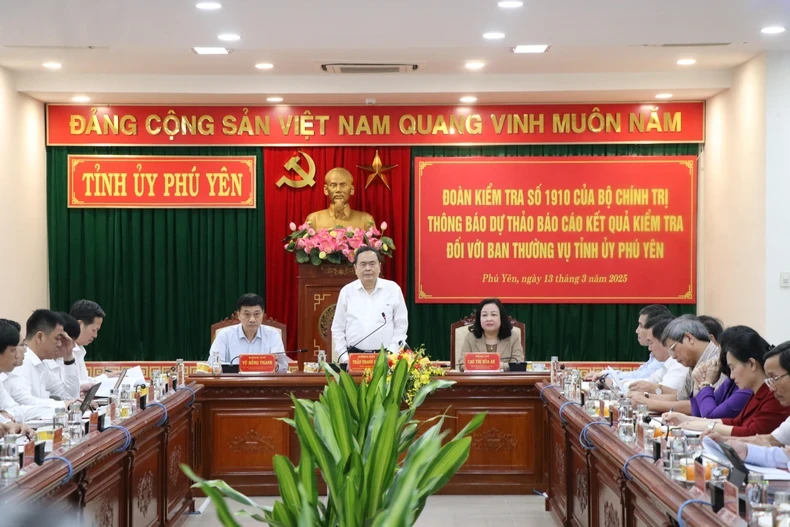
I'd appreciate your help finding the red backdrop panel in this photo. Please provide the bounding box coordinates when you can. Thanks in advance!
[264,147,411,350]
[414,156,696,304]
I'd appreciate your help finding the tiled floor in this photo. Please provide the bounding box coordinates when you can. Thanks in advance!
[186,495,552,527]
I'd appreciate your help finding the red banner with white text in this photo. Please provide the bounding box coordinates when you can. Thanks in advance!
[414,157,696,304]
[67,155,256,208]
[47,103,704,146]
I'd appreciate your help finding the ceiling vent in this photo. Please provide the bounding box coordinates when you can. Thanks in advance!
[0,45,108,50]
[322,63,419,74]
[631,42,732,48]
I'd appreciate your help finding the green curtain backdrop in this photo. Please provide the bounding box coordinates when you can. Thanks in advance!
[406,144,699,362]
[47,146,264,361]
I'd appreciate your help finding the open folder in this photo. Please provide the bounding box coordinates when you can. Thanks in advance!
[702,436,790,480]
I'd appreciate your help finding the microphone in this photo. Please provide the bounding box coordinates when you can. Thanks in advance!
[398,340,412,351]
[337,313,387,363]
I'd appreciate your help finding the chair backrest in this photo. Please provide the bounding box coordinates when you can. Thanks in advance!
[450,313,526,367]
[210,312,287,350]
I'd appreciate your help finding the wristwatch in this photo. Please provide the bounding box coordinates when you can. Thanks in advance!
[655,387,663,395]
[707,422,716,432]
[699,382,713,390]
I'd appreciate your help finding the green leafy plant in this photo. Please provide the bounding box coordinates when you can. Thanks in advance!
[183,351,485,527]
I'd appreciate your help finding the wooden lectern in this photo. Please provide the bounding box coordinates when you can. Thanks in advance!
[297,263,356,361]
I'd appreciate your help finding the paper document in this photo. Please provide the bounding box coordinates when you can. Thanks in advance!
[95,366,147,397]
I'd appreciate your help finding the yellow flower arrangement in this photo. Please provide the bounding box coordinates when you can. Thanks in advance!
[364,344,446,406]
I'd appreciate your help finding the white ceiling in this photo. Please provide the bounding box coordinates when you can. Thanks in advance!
[1,0,789,104]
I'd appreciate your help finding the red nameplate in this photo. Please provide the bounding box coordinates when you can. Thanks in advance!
[348,353,379,373]
[238,354,276,373]
[89,411,99,433]
[53,427,63,451]
[464,353,501,372]
[23,441,34,468]
[718,480,747,525]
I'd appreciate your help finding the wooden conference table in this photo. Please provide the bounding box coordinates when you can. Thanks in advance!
[0,382,203,527]
[539,381,728,527]
[189,371,547,495]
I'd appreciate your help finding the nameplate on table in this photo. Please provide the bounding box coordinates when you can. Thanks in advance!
[347,353,378,373]
[718,480,746,525]
[238,354,276,373]
[23,441,34,468]
[53,427,63,451]
[464,353,501,372]
[89,411,99,433]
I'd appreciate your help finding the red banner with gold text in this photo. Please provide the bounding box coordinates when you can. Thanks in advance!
[47,103,704,146]
[67,155,256,208]
[415,157,696,304]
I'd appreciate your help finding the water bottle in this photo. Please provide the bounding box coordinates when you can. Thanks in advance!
[617,399,636,444]
[209,351,222,375]
[68,402,84,445]
[176,358,185,388]
[0,436,19,481]
[550,356,559,384]
[668,429,687,480]
[119,383,132,420]
[746,473,768,507]
[150,370,161,401]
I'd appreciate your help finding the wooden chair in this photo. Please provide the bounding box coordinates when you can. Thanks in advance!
[210,312,287,350]
[450,312,527,368]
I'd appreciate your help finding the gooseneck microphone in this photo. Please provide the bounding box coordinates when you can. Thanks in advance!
[336,312,387,363]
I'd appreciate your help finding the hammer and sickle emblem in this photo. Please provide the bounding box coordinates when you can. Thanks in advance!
[276,151,316,188]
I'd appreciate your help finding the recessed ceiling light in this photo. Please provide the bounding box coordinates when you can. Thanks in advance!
[761,25,786,34]
[43,62,62,70]
[655,93,673,99]
[460,96,477,103]
[483,32,505,40]
[512,44,550,53]
[465,61,485,70]
[192,47,230,55]
[196,2,221,9]
[255,63,274,70]
[72,95,90,103]
[267,97,283,103]
[218,33,240,42]
[497,1,523,7]
[677,58,696,66]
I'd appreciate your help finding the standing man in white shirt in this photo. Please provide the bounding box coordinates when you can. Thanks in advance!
[208,294,288,372]
[5,310,80,412]
[69,299,106,390]
[331,246,408,363]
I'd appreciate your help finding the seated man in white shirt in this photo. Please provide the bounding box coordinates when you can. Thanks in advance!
[585,304,673,382]
[0,320,42,433]
[331,246,408,363]
[208,294,288,372]
[49,312,82,399]
[68,299,107,391]
[624,316,688,395]
[5,310,81,414]
[712,341,790,466]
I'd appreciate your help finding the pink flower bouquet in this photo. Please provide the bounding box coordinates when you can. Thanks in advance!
[283,221,395,265]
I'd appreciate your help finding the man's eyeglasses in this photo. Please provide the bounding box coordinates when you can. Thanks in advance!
[765,372,789,390]
[357,261,379,269]
[668,341,679,356]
